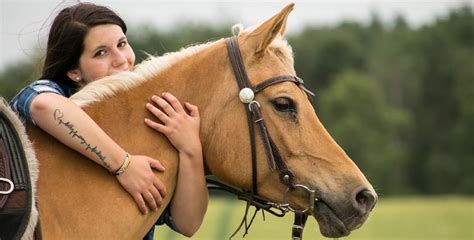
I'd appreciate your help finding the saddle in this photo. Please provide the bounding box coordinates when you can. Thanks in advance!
[0,98,39,240]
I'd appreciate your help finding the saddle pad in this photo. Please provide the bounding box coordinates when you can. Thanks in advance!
[0,138,11,207]
[0,110,33,240]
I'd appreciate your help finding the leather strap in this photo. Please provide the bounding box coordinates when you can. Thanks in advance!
[250,103,276,170]
[226,37,252,90]
[0,113,29,190]
[292,211,308,240]
[226,37,259,194]
[223,36,315,239]
[255,75,315,97]
[226,36,297,190]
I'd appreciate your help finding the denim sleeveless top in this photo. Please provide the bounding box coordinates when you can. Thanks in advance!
[9,79,74,124]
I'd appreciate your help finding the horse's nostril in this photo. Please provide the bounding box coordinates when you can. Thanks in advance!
[355,189,377,213]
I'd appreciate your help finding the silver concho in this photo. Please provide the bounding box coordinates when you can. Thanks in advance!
[239,88,254,103]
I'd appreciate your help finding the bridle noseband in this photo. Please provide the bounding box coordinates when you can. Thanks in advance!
[207,36,317,240]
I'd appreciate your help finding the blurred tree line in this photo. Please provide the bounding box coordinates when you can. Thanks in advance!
[0,6,472,195]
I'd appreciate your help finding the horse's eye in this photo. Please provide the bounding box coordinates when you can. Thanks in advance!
[272,97,296,113]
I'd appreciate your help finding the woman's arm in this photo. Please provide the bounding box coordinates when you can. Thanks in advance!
[145,93,208,237]
[171,147,207,237]
[30,93,167,214]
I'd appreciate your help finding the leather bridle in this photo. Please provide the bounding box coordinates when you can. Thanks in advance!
[207,36,318,240]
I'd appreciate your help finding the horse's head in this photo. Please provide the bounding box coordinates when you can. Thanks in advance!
[203,3,376,238]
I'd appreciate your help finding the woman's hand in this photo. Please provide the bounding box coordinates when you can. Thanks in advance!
[144,92,201,156]
[144,92,207,236]
[115,155,166,214]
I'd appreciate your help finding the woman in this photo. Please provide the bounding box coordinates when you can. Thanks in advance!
[9,2,207,238]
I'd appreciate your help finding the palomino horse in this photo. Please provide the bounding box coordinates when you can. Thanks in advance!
[11,3,376,239]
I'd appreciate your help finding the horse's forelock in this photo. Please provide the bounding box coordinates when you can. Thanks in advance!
[270,37,294,65]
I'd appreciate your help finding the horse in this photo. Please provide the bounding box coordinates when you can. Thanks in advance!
[4,3,376,239]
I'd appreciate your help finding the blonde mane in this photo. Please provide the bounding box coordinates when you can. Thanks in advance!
[71,26,293,107]
[70,41,214,107]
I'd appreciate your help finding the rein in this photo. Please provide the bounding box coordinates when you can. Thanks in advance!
[206,36,316,240]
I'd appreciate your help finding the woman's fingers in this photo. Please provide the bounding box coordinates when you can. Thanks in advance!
[147,157,167,197]
[148,157,166,172]
[151,94,180,117]
[143,191,158,212]
[162,92,185,113]
[154,178,167,201]
[149,186,163,209]
[185,102,199,118]
[133,193,149,214]
[116,155,168,215]
[146,94,199,133]
[144,118,168,134]
[146,102,170,124]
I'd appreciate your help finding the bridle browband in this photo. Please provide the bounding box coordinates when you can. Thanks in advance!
[207,36,317,240]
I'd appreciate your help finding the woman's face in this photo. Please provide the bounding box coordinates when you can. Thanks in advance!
[69,24,135,85]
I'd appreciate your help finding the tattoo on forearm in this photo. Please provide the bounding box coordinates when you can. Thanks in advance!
[54,109,112,170]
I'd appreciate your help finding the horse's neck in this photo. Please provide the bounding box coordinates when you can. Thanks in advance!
[81,40,232,156]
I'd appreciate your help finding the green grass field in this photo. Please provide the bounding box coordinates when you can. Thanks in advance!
[155,196,473,240]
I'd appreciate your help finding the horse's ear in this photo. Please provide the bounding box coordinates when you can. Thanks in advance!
[245,3,294,54]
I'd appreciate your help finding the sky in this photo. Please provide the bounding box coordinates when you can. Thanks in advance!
[0,0,471,71]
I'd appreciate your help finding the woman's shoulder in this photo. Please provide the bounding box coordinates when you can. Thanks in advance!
[26,79,76,97]
[9,79,72,123]
[29,79,63,92]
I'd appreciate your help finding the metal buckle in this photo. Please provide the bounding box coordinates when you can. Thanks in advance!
[281,184,317,213]
[295,76,305,84]
[0,177,14,194]
[248,100,261,112]
[294,76,315,97]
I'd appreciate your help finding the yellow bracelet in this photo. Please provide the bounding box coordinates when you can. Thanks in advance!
[113,153,132,176]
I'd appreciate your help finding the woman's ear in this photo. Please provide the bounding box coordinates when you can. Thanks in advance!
[67,69,82,83]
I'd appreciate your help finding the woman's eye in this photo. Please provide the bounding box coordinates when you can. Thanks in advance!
[94,50,106,57]
[272,97,296,113]
[118,41,127,48]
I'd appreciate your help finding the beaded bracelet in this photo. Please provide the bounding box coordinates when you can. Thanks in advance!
[113,152,132,176]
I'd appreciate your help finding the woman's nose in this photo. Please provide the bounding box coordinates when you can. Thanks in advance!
[112,50,128,68]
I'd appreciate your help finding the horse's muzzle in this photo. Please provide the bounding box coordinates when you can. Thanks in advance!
[311,188,377,238]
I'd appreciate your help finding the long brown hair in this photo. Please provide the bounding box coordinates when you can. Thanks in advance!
[41,3,127,89]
